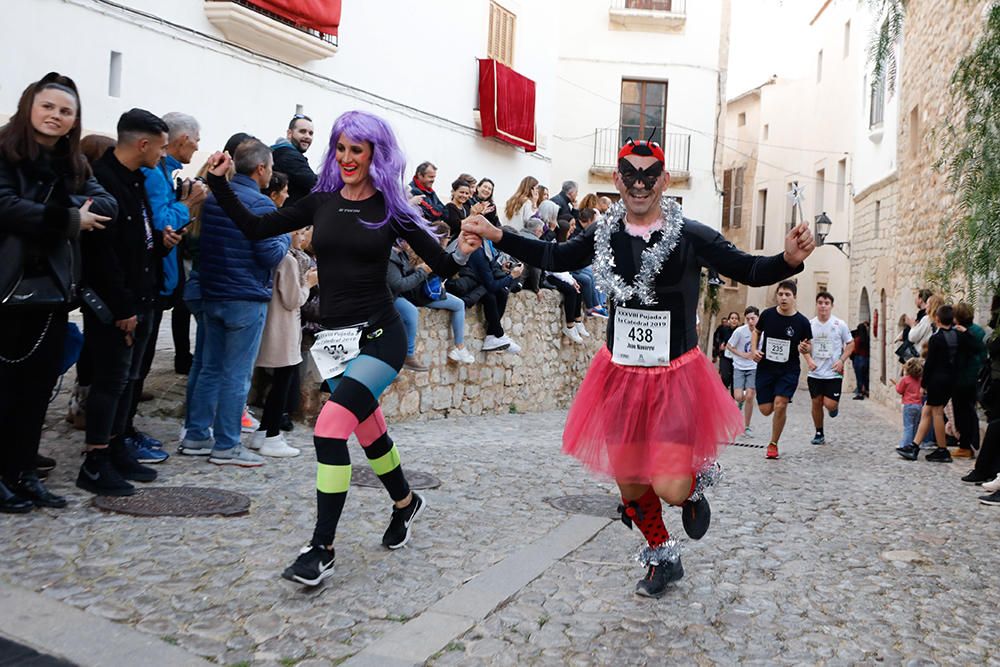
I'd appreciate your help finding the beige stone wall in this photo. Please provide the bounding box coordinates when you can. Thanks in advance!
[298,291,606,423]
[850,176,899,405]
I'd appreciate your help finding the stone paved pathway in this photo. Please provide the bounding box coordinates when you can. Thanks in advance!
[2,359,999,665]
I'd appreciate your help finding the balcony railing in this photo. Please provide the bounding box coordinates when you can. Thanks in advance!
[205,0,338,64]
[610,0,686,13]
[592,128,691,176]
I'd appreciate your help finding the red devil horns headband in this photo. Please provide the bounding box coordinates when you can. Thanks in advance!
[618,138,665,163]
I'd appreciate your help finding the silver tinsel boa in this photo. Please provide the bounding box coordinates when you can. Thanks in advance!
[689,461,723,503]
[634,538,681,567]
[592,195,685,306]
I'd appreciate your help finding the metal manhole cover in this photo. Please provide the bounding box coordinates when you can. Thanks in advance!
[351,467,441,489]
[545,494,620,519]
[94,486,251,517]
[730,441,765,449]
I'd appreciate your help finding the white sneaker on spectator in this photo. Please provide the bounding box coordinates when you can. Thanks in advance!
[563,326,584,344]
[983,476,1000,492]
[248,430,282,450]
[259,435,300,458]
[482,335,510,352]
[501,337,522,354]
[575,322,591,338]
[449,348,475,364]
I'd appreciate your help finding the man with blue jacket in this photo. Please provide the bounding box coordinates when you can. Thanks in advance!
[180,139,289,467]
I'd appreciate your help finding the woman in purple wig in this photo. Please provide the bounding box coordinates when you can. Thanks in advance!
[205,110,481,586]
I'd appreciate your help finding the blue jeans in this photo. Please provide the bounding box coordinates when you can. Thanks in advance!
[900,403,922,448]
[425,294,466,344]
[394,297,419,355]
[571,268,597,310]
[185,300,267,450]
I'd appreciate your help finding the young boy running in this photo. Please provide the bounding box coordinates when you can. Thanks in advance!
[727,306,760,434]
[752,281,812,459]
[802,292,854,445]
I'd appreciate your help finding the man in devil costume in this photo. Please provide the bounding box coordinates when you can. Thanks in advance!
[463,138,815,598]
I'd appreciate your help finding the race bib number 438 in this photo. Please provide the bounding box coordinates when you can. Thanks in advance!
[612,307,670,367]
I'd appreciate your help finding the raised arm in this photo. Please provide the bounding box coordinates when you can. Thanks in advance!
[690,220,812,286]
[397,220,480,278]
[462,215,595,272]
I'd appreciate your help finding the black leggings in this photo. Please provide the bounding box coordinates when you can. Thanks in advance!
[479,290,508,338]
[311,318,410,547]
[260,365,296,437]
[549,281,582,324]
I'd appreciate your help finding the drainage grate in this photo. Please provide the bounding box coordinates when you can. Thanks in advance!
[94,487,251,517]
[545,494,620,519]
[351,467,442,490]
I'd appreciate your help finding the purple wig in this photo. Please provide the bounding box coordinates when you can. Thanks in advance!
[313,110,432,233]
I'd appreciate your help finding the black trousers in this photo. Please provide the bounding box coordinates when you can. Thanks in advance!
[261,365,296,437]
[84,307,154,445]
[0,308,67,478]
[549,282,582,324]
[719,356,735,395]
[952,385,980,450]
[479,290,509,338]
[973,418,1000,478]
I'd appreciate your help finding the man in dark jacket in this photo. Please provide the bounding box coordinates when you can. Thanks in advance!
[181,139,290,467]
[408,161,446,223]
[79,108,182,497]
[271,114,316,205]
[549,180,579,221]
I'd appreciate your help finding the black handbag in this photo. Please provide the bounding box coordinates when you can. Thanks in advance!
[0,234,79,309]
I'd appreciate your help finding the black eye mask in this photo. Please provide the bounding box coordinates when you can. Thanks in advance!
[618,158,664,190]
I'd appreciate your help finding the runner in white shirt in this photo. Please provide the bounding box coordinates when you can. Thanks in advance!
[726,306,759,434]
[801,291,854,445]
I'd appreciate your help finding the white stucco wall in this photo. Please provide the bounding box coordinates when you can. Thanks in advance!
[551,0,727,228]
[1,0,558,202]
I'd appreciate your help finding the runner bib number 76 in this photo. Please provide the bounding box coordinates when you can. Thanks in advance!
[612,307,670,367]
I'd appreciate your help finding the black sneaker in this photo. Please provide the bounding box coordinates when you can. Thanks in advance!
[978,491,1000,506]
[281,545,335,586]
[35,454,56,473]
[961,471,994,485]
[9,472,67,508]
[108,441,158,482]
[0,479,33,514]
[280,413,294,432]
[896,444,919,461]
[76,450,135,497]
[925,447,953,463]
[382,492,425,549]
[635,557,684,599]
[681,495,711,540]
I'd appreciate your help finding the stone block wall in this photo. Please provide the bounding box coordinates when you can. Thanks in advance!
[298,291,606,423]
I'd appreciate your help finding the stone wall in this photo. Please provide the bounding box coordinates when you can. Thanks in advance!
[298,291,605,423]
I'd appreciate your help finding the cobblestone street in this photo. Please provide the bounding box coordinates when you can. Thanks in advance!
[2,364,999,666]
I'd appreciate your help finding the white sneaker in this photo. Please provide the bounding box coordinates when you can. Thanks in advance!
[482,334,510,352]
[448,348,476,364]
[503,337,522,354]
[575,322,591,338]
[248,429,280,450]
[744,426,753,436]
[983,476,1000,492]
[563,326,584,344]
[259,435,300,458]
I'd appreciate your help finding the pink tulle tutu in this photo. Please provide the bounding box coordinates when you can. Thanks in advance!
[562,346,743,482]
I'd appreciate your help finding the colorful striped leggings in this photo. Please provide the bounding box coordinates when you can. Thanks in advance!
[311,319,409,547]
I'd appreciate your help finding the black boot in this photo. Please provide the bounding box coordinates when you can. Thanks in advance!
[108,438,157,482]
[77,449,135,497]
[0,479,33,513]
[635,556,684,598]
[9,472,66,508]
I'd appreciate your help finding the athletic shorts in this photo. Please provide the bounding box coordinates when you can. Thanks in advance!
[733,368,756,390]
[756,366,799,405]
[807,376,843,401]
[924,382,954,407]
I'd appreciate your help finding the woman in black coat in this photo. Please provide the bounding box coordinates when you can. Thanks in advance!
[0,73,116,512]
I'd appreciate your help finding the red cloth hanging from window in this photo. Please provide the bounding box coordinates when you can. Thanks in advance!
[249,0,341,35]
[478,59,536,152]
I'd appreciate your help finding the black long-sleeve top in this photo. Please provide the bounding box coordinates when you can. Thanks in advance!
[206,173,465,329]
[495,217,802,359]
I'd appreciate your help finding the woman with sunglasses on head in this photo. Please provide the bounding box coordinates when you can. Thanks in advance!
[464,138,814,599]
[205,110,481,587]
[0,73,116,512]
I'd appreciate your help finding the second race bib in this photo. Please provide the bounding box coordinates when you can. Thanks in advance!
[765,337,791,363]
[310,324,364,380]
[612,307,670,367]
[813,336,833,360]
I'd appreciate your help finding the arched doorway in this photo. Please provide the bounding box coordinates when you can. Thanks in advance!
[880,289,888,385]
[859,287,871,325]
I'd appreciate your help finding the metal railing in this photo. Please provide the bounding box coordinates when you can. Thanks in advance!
[593,128,691,173]
[210,0,339,46]
[610,0,687,14]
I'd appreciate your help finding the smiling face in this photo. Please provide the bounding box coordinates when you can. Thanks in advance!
[477,181,493,200]
[335,133,373,187]
[614,155,669,218]
[288,119,314,153]
[453,185,471,206]
[31,88,78,146]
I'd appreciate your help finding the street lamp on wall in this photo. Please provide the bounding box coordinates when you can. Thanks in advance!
[814,211,850,258]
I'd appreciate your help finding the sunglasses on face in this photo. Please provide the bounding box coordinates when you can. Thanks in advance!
[618,158,664,190]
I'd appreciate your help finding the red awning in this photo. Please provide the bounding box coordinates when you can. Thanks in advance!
[249,0,341,35]
[478,59,536,152]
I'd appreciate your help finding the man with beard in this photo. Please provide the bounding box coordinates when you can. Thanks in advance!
[271,114,316,205]
[462,139,814,598]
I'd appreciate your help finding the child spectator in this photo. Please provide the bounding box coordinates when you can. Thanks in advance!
[896,358,924,451]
